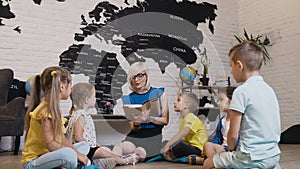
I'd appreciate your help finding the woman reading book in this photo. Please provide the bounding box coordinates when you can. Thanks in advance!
[122,62,169,161]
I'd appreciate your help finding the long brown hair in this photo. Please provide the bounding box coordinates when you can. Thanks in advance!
[25,66,72,140]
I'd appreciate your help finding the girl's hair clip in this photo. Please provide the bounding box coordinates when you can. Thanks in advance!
[51,71,57,77]
[38,73,42,77]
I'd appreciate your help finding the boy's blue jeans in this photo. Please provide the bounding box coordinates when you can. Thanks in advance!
[23,141,90,169]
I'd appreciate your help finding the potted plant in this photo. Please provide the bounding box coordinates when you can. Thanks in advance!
[199,47,210,86]
[234,29,273,65]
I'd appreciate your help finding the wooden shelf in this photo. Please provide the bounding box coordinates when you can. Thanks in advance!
[181,85,235,91]
[91,114,127,120]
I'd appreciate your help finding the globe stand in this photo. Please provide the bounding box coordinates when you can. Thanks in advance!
[181,80,194,92]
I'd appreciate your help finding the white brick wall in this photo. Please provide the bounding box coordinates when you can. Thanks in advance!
[162,0,239,140]
[0,0,239,142]
[237,0,300,131]
[0,0,298,145]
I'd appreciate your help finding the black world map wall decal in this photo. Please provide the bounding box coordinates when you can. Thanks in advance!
[59,0,217,113]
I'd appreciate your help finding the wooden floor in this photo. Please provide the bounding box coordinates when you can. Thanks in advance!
[0,144,299,169]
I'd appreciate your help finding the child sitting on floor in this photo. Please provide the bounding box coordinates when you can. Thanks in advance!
[203,42,281,169]
[161,92,208,163]
[22,66,90,169]
[187,87,238,165]
[66,82,146,169]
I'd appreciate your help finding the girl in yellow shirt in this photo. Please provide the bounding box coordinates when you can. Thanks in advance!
[22,66,90,169]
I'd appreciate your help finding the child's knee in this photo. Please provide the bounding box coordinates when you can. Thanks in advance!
[121,141,136,153]
[204,142,213,149]
[134,147,147,160]
[101,146,112,152]
[58,147,78,167]
[74,141,90,155]
[61,147,77,158]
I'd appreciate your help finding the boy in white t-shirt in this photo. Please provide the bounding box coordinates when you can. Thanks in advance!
[203,42,281,169]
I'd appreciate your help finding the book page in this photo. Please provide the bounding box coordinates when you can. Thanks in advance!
[122,98,161,121]
[123,104,142,121]
[143,98,161,116]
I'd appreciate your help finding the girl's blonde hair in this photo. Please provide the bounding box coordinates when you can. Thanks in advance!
[70,82,95,114]
[127,62,150,92]
[25,66,72,140]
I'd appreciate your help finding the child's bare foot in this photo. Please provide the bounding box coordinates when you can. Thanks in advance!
[187,155,205,165]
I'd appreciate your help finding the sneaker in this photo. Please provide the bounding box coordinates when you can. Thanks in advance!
[122,153,140,165]
[92,158,117,169]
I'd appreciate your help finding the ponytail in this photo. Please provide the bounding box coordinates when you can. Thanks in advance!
[24,74,42,140]
[25,75,42,125]
[69,93,75,116]
[69,105,75,116]
[25,67,71,142]
[49,70,63,140]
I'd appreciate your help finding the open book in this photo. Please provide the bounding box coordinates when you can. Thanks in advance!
[122,98,161,121]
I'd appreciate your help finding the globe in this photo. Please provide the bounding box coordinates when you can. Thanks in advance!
[180,66,197,84]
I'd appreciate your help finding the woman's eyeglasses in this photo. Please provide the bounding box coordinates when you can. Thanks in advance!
[130,73,146,80]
